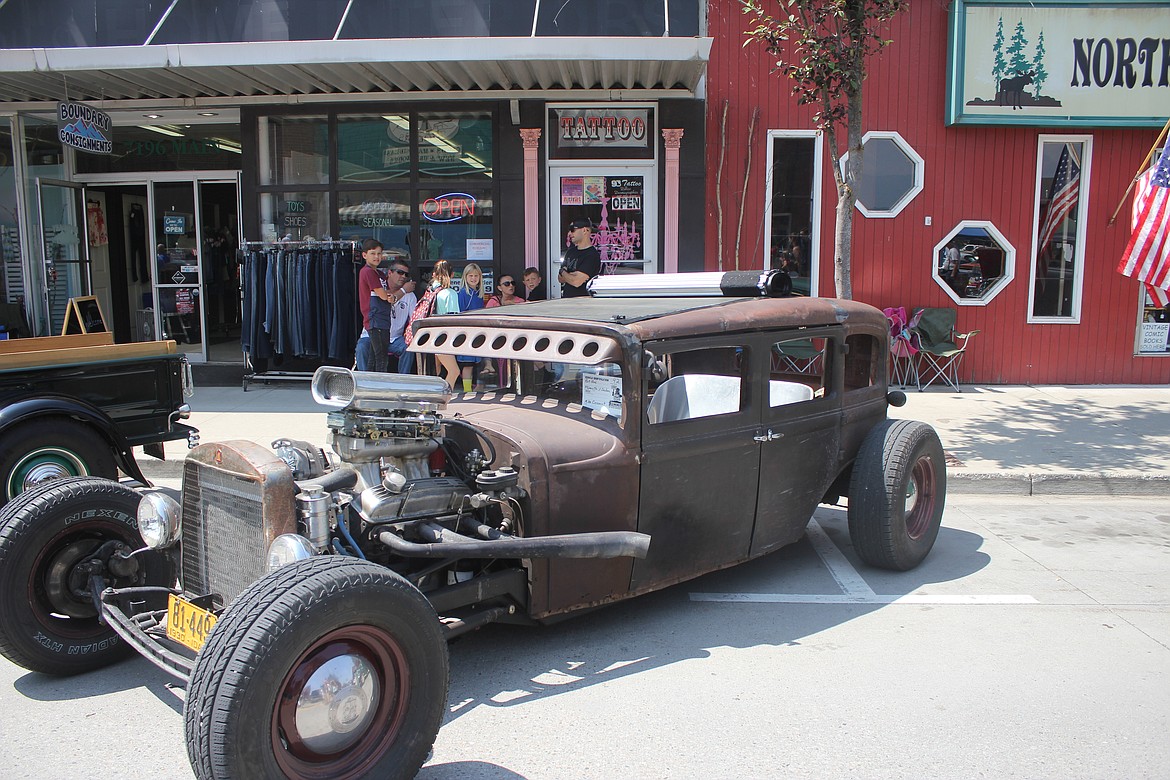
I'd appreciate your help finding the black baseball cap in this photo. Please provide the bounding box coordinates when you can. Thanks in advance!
[569,218,594,231]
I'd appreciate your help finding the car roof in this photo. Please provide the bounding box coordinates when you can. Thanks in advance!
[414,299,884,369]
[419,295,886,344]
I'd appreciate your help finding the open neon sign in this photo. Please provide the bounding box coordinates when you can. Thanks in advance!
[422,192,476,223]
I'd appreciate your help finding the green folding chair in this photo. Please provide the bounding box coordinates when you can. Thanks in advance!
[910,308,979,392]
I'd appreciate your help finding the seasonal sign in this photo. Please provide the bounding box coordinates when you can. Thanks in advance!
[57,102,112,154]
[948,1,1169,127]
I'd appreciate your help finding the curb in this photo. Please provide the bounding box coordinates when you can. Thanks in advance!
[947,470,1170,496]
[138,458,1170,497]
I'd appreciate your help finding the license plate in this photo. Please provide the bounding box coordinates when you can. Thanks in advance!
[166,594,218,652]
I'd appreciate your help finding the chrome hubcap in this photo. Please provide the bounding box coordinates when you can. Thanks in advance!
[294,652,381,754]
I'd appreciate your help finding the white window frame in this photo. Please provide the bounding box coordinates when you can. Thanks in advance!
[839,130,924,219]
[1027,134,1093,324]
[932,220,1016,306]
[762,129,822,296]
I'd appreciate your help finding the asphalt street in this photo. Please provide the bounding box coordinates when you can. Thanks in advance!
[1,494,1166,779]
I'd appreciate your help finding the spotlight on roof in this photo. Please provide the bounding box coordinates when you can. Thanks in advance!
[587,271,792,298]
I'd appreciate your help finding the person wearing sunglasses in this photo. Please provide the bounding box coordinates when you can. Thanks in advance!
[485,274,524,388]
[385,259,416,374]
[486,275,524,308]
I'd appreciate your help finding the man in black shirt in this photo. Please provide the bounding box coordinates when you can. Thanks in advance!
[558,218,601,298]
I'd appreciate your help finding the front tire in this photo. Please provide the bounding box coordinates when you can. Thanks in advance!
[184,556,449,780]
[0,477,171,675]
[0,419,117,504]
[848,419,946,571]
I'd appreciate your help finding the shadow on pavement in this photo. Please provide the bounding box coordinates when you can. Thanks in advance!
[926,395,1170,472]
[439,505,990,727]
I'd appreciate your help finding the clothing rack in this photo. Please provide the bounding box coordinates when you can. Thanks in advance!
[239,240,362,390]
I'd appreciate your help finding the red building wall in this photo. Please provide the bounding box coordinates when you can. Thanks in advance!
[703,0,1170,385]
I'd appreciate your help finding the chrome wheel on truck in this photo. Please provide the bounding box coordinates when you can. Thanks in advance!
[0,419,116,503]
[184,556,449,780]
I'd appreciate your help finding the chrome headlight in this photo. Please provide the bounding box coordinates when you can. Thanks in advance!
[267,534,315,572]
[137,491,182,549]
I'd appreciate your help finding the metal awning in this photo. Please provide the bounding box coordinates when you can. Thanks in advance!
[0,37,713,105]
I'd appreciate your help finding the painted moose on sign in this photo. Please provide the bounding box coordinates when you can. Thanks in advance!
[998,70,1035,110]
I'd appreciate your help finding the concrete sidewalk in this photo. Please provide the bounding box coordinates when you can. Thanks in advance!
[137,381,1170,496]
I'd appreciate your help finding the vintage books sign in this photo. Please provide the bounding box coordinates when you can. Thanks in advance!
[948,1,1169,127]
[56,102,113,154]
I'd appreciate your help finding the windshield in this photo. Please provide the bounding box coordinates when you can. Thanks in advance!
[465,358,625,421]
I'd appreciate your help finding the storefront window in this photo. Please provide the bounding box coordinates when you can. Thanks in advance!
[76,124,241,174]
[417,187,494,265]
[932,221,1014,306]
[416,113,493,181]
[765,132,817,296]
[338,115,411,183]
[1029,136,1090,322]
[1137,285,1170,355]
[840,131,923,218]
[260,115,328,186]
[260,192,331,242]
[0,118,22,307]
[337,191,412,257]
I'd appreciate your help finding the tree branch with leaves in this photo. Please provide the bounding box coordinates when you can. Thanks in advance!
[741,0,905,299]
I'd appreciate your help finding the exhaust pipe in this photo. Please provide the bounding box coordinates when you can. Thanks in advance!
[379,524,650,560]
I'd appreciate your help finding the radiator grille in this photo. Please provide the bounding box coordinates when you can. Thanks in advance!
[179,442,297,605]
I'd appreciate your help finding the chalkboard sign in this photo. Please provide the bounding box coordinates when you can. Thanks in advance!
[61,296,107,336]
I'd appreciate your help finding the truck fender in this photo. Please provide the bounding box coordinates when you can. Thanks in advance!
[0,395,149,485]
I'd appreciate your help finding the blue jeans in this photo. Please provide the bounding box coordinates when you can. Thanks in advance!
[354,334,372,371]
[388,335,414,374]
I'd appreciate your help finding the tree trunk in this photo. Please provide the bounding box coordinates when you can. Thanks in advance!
[834,192,854,300]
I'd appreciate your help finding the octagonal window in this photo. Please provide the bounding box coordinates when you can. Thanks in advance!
[840,131,923,218]
[933,221,1015,306]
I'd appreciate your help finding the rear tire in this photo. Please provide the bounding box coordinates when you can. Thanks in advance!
[184,556,449,780]
[848,419,946,571]
[0,419,117,504]
[0,477,171,675]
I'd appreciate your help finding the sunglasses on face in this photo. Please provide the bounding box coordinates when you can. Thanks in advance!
[390,268,409,275]
[499,280,514,286]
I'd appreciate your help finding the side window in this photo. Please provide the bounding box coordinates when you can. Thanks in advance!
[645,346,744,424]
[844,333,878,392]
[769,336,828,407]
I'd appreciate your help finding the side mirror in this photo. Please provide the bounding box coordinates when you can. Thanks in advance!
[886,389,908,408]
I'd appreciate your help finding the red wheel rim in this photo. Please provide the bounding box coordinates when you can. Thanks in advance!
[905,454,937,539]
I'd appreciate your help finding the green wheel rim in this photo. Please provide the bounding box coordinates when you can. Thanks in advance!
[6,447,88,500]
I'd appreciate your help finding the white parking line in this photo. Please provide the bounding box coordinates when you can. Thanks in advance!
[689,520,1038,605]
[804,519,875,598]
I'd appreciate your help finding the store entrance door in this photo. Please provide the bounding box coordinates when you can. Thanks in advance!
[547,166,657,297]
[148,178,240,363]
[36,179,92,335]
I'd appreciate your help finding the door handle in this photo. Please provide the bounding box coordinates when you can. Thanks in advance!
[753,430,784,443]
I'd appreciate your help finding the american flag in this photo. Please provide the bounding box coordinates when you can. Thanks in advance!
[1149,283,1170,309]
[1117,148,1170,292]
[1036,144,1082,258]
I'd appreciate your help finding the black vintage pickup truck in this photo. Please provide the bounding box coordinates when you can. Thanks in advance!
[0,332,196,504]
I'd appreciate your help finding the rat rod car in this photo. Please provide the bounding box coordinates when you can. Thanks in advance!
[0,272,945,780]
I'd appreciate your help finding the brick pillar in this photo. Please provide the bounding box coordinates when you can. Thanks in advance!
[662,129,684,274]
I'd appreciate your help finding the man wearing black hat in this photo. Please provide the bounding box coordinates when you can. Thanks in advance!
[558,218,602,298]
